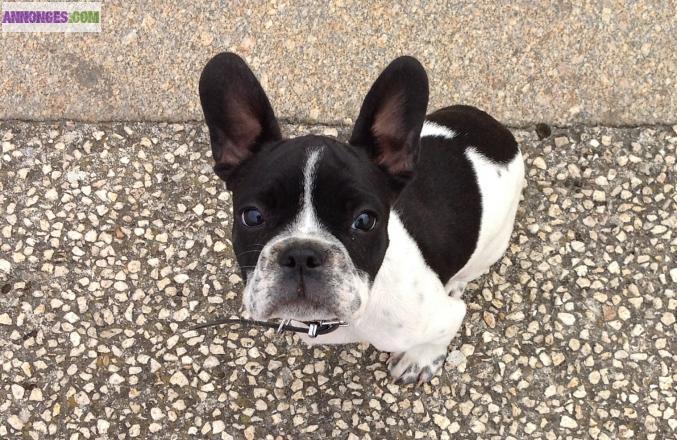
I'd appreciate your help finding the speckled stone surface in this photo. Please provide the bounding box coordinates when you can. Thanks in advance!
[0,1,675,125]
[0,121,675,439]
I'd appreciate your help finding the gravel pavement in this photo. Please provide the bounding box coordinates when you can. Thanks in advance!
[0,121,675,439]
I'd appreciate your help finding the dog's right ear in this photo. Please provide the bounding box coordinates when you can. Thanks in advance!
[349,56,429,192]
[199,52,281,182]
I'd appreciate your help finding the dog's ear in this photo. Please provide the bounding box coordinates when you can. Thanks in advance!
[199,52,282,182]
[349,56,429,189]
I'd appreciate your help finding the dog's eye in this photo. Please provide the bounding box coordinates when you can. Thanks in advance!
[241,208,264,227]
[351,211,377,231]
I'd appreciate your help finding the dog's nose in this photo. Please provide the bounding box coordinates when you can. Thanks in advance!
[278,247,325,270]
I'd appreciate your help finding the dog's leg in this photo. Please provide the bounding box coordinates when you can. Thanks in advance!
[387,295,466,385]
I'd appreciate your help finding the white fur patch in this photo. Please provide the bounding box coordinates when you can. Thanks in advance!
[305,212,467,352]
[420,120,456,139]
[445,148,524,288]
[294,148,323,234]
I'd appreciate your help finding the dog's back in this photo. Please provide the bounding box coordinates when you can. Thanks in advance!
[395,105,524,292]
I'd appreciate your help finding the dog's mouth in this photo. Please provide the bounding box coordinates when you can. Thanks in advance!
[267,298,340,322]
[243,251,369,323]
[258,272,338,321]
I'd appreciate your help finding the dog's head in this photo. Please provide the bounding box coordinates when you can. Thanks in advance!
[199,53,428,322]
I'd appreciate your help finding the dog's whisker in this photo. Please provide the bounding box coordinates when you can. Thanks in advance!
[235,249,263,258]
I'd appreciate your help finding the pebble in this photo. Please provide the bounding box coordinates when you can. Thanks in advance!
[459,400,474,416]
[7,415,24,430]
[0,313,12,325]
[29,388,43,401]
[45,188,58,201]
[571,241,585,252]
[92,420,110,437]
[128,260,141,273]
[554,136,569,147]
[170,371,189,387]
[661,312,675,326]
[433,414,451,430]
[174,273,189,284]
[532,157,547,170]
[173,308,190,322]
[84,230,97,242]
[558,312,576,325]
[11,384,25,399]
[213,420,225,434]
[561,415,578,429]
[617,306,631,320]
[593,190,606,202]
[483,312,496,328]
[70,332,81,346]
[64,311,79,323]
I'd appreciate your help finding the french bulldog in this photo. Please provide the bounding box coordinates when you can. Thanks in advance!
[198,52,524,384]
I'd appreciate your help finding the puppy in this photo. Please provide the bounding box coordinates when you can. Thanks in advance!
[199,53,524,384]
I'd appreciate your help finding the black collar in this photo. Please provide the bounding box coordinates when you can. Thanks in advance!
[191,317,348,338]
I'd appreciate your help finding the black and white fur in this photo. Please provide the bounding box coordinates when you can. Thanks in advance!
[199,53,524,384]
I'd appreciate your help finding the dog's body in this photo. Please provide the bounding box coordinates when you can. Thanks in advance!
[297,109,524,383]
[199,53,524,384]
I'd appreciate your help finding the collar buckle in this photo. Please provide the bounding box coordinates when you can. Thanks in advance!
[305,320,348,338]
[307,322,320,338]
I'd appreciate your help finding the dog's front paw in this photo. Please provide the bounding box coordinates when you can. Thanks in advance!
[387,343,448,385]
[446,280,467,299]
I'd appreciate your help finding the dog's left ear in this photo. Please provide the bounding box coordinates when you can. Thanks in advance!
[350,56,429,188]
